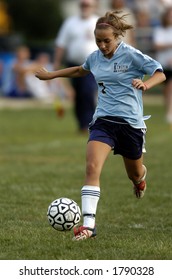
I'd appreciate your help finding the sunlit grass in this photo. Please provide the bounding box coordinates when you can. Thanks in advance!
[0,103,172,260]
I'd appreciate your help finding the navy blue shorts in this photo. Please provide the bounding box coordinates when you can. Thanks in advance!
[88,117,146,160]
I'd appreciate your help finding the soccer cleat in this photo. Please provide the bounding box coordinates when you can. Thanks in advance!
[133,180,147,198]
[72,226,96,241]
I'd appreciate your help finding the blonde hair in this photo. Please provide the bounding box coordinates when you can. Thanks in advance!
[95,11,133,37]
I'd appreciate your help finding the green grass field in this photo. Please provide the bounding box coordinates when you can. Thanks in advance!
[0,100,172,260]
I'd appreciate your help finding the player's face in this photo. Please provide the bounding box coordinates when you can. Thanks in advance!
[95,28,117,59]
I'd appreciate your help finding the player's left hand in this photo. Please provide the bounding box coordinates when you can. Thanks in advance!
[132,79,147,91]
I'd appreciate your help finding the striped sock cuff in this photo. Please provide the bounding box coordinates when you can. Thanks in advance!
[81,185,100,198]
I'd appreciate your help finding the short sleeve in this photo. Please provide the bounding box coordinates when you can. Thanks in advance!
[132,49,163,76]
[82,55,91,71]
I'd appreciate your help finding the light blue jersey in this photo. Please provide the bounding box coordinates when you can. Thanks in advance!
[82,42,163,128]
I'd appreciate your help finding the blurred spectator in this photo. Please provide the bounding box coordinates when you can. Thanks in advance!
[27,52,70,106]
[134,9,154,56]
[132,0,164,27]
[0,59,3,90]
[153,7,172,126]
[54,0,98,133]
[1,46,56,102]
[25,52,56,102]
[161,0,172,6]
[2,45,32,98]
[110,0,136,46]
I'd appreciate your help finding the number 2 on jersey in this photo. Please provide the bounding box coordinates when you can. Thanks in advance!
[98,82,106,94]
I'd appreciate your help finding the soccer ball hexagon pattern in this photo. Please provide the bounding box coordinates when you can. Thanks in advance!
[47,198,81,231]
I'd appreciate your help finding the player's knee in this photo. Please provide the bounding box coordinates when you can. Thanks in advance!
[86,161,100,178]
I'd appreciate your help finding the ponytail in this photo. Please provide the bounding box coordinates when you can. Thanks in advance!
[95,11,133,37]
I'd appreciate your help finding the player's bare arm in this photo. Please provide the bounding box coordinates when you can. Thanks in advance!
[35,66,89,80]
[132,70,166,91]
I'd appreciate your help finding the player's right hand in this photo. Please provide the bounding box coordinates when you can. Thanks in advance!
[35,67,51,80]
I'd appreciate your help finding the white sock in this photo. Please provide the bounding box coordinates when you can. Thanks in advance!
[81,185,100,228]
[136,165,147,184]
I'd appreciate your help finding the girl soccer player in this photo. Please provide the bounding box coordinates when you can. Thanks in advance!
[35,11,166,241]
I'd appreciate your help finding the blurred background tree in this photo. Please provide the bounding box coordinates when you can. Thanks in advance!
[3,0,63,52]
[0,0,11,35]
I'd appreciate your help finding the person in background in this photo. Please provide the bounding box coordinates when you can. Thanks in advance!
[134,0,171,27]
[153,7,172,127]
[2,45,56,102]
[3,45,33,98]
[54,0,99,133]
[25,52,56,103]
[134,9,154,57]
[27,52,71,108]
[35,11,166,241]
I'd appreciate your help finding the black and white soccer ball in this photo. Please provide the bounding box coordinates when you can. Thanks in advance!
[47,197,81,231]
